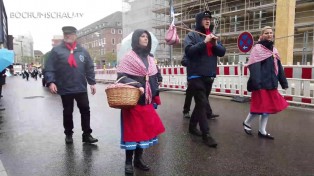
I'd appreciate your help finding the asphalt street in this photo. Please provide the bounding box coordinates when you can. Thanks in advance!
[0,76,314,176]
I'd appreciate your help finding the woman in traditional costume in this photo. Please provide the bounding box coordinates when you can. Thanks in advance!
[116,29,165,174]
[243,26,289,140]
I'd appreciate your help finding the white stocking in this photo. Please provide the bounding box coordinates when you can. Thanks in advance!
[259,114,270,135]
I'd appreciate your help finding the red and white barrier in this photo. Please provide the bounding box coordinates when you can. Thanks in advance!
[159,66,186,90]
[95,69,117,82]
[95,64,314,106]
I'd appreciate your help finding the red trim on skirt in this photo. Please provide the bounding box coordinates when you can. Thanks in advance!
[250,89,288,114]
[122,104,165,142]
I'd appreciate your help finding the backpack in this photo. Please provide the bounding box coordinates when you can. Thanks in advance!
[181,54,188,67]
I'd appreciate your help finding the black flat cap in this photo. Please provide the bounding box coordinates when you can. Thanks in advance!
[62,26,77,34]
[203,11,212,18]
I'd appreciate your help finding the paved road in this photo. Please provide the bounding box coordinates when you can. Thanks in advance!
[0,76,314,176]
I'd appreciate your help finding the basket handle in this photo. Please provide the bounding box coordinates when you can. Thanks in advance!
[116,76,139,86]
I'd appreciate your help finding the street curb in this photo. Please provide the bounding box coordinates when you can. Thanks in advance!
[0,160,8,176]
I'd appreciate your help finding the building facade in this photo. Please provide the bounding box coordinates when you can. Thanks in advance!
[77,11,123,68]
[0,0,8,49]
[13,35,34,64]
[124,0,313,65]
[34,50,43,66]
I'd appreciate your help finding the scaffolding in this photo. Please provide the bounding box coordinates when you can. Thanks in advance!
[151,0,314,65]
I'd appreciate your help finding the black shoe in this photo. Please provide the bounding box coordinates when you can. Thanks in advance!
[189,128,202,136]
[208,114,219,119]
[65,135,73,144]
[82,134,98,143]
[183,112,191,119]
[125,162,134,174]
[243,122,253,135]
[134,159,150,171]
[202,134,217,148]
[258,131,274,140]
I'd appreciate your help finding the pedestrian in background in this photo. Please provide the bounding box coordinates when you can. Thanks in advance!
[117,29,165,174]
[184,10,226,148]
[45,26,98,144]
[23,69,29,81]
[0,69,6,98]
[243,26,289,140]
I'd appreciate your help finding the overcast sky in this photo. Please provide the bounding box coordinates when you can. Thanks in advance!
[4,0,123,53]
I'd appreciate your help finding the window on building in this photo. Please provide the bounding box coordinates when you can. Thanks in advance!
[253,11,266,29]
[116,22,121,26]
[118,29,122,34]
[112,49,115,53]
[230,15,240,32]
[112,38,115,45]
[111,29,115,34]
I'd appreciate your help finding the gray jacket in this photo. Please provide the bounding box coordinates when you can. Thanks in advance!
[45,41,96,95]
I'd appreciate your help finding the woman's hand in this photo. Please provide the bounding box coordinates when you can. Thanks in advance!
[139,87,144,94]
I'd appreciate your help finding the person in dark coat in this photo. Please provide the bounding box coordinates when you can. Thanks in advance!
[181,54,219,120]
[23,70,29,81]
[0,69,6,98]
[116,29,165,174]
[45,26,98,144]
[184,10,226,148]
[243,26,288,140]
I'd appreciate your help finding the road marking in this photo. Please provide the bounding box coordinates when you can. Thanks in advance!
[0,160,7,176]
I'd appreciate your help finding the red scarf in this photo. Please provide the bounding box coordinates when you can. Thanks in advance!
[65,42,77,67]
[205,29,213,56]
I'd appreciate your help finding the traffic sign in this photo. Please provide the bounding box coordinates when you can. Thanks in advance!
[237,32,254,53]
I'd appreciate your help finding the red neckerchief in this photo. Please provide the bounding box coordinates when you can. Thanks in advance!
[65,42,77,67]
[205,29,213,56]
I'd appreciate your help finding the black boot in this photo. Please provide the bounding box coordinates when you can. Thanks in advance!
[134,148,150,171]
[82,134,98,143]
[125,150,134,174]
[65,135,73,144]
[202,134,218,148]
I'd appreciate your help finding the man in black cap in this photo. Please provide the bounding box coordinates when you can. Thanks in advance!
[45,26,98,144]
[184,11,226,148]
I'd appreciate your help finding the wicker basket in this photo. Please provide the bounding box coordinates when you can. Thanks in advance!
[105,86,141,109]
[105,76,141,109]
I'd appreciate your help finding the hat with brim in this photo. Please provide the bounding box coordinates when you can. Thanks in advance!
[62,26,77,34]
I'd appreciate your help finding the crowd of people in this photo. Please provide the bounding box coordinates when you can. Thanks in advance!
[21,67,40,81]
[41,9,289,175]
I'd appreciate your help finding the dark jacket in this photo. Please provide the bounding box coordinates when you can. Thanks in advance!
[247,40,288,92]
[117,29,160,105]
[45,41,96,95]
[184,12,226,78]
[0,69,6,85]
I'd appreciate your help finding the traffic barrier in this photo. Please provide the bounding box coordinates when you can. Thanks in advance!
[95,65,314,106]
[95,69,117,82]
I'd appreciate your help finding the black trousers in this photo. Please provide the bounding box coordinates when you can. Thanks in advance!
[188,77,214,134]
[183,84,193,113]
[183,79,214,116]
[61,92,92,135]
